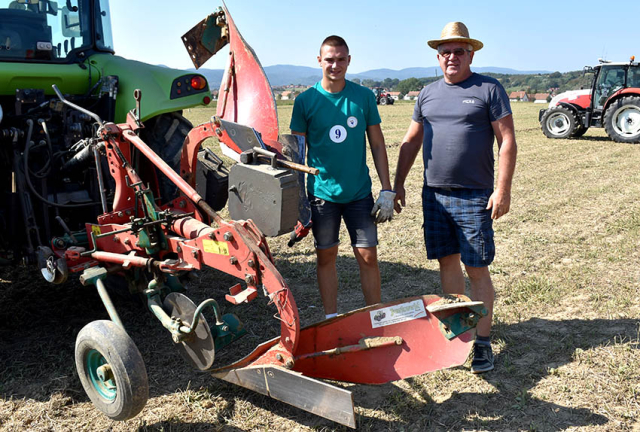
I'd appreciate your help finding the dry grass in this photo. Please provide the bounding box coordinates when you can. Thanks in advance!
[2,102,640,431]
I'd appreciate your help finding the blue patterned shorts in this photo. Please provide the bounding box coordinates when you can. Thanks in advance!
[422,186,495,267]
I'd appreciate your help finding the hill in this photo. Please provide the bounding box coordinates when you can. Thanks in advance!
[194,65,553,89]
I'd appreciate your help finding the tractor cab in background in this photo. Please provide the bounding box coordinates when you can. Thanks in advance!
[540,57,640,143]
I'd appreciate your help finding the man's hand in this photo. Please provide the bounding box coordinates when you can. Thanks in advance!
[371,190,396,223]
[394,186,406,214]
[288,220,312,247]
[486,188,511,220]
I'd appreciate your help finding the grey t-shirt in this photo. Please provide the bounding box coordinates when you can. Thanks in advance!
[412,73,512,189]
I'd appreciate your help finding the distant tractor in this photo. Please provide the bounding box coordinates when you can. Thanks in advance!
[539,57,640,143]
[372,87,394,105]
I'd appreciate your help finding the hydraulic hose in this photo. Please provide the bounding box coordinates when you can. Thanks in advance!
[23,119,98,209]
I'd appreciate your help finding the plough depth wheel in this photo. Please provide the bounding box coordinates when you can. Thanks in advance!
[75,320,149,421]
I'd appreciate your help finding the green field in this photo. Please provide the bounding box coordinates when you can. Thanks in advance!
[2,102,640,431]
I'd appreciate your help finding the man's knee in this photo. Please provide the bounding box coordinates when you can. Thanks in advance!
[438,253,461,269]
[464,265,491,281]
[316,246,338,267]
[354,246,378,268]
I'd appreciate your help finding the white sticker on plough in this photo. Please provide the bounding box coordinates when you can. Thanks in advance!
[369,299,427,328]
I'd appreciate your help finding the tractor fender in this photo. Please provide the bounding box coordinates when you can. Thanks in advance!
[549,89,591,110]
[0,61,98,97]
[556,102,584,114]
[602,88,640,113]
[89,54,210,123]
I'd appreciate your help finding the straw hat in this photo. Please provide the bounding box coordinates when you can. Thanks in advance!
[427,22,483,51]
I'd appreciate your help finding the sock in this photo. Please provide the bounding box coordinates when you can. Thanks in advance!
[325,313,338,319]
[475,335,491,346]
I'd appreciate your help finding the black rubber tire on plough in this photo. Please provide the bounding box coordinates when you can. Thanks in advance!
[75,320,149,421]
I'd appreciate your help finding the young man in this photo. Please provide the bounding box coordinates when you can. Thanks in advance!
[290,35,395,319]
[393,22,517,373]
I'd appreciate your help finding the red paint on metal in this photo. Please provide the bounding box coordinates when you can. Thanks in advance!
[290,295,475,384]
[216,5,279,142]
[603,87,640,111]
[557,93,592,109]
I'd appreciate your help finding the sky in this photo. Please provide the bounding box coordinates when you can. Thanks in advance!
[110,0,640,74]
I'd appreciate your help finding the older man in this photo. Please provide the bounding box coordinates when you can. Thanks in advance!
[393,22,517,373]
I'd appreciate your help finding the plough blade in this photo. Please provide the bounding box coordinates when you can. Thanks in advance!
[214,365,356,428]
[210,295,484,428]
[291,295,486,384]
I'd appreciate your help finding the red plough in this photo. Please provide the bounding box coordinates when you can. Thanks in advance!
[45,4,486,428]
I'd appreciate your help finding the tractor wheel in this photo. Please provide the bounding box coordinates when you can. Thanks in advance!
[571,124,589,138]
[380,97,388,105]
[603,96,640,144]
[540,106,577,139]
[388,98,394,105]
[75,320,149,421]
[139,112,193,202]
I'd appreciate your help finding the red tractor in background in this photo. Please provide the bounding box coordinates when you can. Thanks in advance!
[372,87,395,105]
[539,57,640,143]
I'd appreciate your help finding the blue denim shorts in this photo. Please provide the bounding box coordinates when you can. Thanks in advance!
[422,186,495,267]
[309,194,378,249]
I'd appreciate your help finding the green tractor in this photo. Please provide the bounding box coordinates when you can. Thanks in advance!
[0,0,212,263]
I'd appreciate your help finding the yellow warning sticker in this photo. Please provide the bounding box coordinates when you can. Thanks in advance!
[91,225,102,236]
[203,239,229,255]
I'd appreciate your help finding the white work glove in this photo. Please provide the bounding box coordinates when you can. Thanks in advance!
[371,190,396,224]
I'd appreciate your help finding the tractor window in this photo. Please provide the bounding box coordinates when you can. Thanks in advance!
[0,0,91,61]
[594,66,627,108]
[628,67,640,89]
[95,0,113,51]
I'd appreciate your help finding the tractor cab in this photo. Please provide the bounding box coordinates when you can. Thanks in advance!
[591,62,640,109]
[0,0,113,63]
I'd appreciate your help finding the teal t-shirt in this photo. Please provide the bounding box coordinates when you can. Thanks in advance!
[290,80,381,203]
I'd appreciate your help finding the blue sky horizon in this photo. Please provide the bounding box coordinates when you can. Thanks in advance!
[111,0,640,74]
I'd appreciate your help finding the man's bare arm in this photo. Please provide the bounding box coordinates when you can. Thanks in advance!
[488,114,517,220]
[393,120,424,213]
[366,124,392,191]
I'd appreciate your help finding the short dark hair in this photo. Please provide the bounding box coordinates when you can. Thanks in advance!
[320,35,349,55]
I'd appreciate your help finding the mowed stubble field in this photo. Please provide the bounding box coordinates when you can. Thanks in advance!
[1,101,640,431]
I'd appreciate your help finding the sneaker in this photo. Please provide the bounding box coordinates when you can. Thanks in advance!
[471,343,494,374]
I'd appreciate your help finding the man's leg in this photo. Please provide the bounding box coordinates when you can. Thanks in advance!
[438,253,465,295]
[464,265,494,338]
[309,195,342,317]
[316,245,340,315]
[353,246,381,305]
[445,188,496,373]
[343,194,380,306]
[466,264,495,374]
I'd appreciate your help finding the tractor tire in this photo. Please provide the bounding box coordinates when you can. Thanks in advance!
[380,97,388,106]
[603,96,640,144]
[388,98,394,105]
[75,320,149,421]
[138,112,193,202]
[540,106,577,139]
[571,124,589,138]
